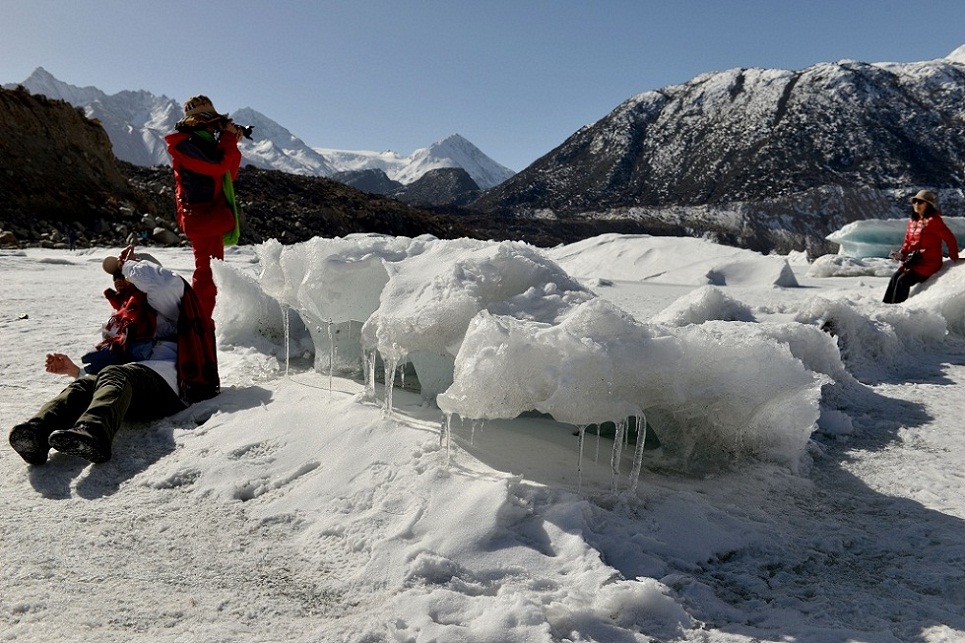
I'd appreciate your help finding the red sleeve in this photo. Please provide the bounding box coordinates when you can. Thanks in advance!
[940,220,959,260]
[223,137,242,180]
[103,288,124,310]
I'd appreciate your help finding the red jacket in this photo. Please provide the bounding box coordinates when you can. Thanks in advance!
[900,212,959,278]
[98,283,157,351]
[165,130,241,238]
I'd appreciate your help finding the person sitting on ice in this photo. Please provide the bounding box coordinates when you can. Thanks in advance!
[8,247,220,465]
[882,190,960,304]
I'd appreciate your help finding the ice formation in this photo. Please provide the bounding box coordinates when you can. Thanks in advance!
[826,216,965,259]
[211,233,965,480]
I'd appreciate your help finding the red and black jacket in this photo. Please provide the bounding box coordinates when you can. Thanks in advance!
[164,130,241,236]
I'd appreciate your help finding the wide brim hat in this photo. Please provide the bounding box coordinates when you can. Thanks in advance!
[910,189,938,208]
[176,94,227,128]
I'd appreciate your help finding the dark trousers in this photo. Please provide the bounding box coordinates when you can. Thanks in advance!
[33,364,185,442]
[882,269,926,304]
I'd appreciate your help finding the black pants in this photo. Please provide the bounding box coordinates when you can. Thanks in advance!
[32,364,186,442]
[882,269,926,304]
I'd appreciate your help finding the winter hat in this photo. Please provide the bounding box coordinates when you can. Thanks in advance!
[910,190,938,207]
[176,95,226,128]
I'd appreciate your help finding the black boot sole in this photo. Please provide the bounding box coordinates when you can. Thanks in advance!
[9,424,49,465]
[48,429,111,464]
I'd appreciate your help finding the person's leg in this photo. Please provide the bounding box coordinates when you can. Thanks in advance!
[8,375,97,464]
[893,271,925,304]
[883,270,924,304]
[190,235,224,321]
[48,364,185,463]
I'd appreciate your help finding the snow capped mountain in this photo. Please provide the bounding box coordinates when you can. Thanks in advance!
[316,148,410,176]
[5,68,514,186]
[8,67,181,167]
[397,134,514,188]
[319,134,515,189]
[229,107,335,176]
[474,46,965,253]
[13,66,105,106]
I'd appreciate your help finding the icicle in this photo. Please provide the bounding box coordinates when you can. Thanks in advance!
[610,421,626,493]
[282,305,291,377]
[594,424,601,462]
[576,424,588,492]
[441,413,453,466]
[363,350,377,402]
[383,355,398,418]
[327,319,334,396]
[628,413,647,492]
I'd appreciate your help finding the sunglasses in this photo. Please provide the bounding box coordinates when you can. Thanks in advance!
[911,199,926,205]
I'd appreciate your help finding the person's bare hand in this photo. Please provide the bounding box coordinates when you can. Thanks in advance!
[118,244,136,263]
[45,353,80,378]
[222,121,243,142]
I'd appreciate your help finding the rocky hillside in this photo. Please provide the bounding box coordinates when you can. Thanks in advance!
[332,169,404,195]
[473,51,965,254]
[124,164,477,245]
[0,86,158,247]
[392,168,481,207]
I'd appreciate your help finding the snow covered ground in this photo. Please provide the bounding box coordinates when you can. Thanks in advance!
[1,234,964,642]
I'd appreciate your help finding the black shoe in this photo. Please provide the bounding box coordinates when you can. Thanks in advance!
[48,423,111,464]
[9,420,50,465]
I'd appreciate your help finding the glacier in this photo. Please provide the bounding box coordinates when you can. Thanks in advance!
[827,216,965,258]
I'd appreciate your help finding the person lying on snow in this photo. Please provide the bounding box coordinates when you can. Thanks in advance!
[8,247,219,465]
[79,265,159,374]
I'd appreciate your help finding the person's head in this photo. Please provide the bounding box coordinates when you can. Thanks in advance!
[102,256,126,287]
[175,95,228,133]
[910,190,938,218]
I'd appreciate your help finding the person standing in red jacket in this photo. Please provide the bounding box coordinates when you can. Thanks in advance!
[165,95,243,322]
[883,190,960,304]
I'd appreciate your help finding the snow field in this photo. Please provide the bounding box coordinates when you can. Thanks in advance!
[1,234,964,641]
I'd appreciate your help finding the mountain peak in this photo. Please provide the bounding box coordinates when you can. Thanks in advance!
[948,44,965,64]
[434,133,470,146]
[398,134,514,188]
[17,67,106,105]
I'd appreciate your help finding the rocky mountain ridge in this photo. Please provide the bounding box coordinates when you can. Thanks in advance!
[7,46,965,255]
[6,68,513,189]
[2,86,625,251]
[0,87,482,249]
[472,47,965,254]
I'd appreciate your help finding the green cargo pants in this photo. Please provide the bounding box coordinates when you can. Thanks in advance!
[33,363,186,442]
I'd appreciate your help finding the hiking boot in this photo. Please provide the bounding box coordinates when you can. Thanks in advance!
[9,420,51,465]
[48,423,112,464]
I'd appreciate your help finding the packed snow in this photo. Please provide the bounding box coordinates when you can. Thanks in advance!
[2,232,964,642]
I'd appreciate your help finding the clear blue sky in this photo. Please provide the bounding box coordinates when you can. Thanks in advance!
[3,0,964,171]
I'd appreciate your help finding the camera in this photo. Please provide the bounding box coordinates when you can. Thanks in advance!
[221,118,254,140]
